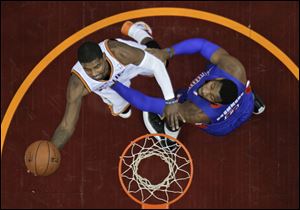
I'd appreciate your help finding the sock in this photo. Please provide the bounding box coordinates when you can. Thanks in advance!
[128,27,152,44]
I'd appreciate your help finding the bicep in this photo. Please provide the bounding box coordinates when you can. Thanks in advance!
[210,48,247,83]
[211,48,244,70]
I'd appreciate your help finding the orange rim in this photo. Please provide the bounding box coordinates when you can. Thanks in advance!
[142,203,169,209]
[118,133,194,208]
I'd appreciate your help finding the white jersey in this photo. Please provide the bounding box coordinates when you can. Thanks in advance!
[71,38,154,115]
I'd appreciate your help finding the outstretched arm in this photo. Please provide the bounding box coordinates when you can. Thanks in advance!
[171,38,220,62]
[51,74,89,150]
[171,38,246,83]
[111,81,165,116]
[147,38,247,83]
[146,38,220,63]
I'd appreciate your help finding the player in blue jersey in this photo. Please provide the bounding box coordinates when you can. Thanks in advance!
[112,23,265,139]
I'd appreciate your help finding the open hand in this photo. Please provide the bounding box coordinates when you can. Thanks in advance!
[164,103,186,130]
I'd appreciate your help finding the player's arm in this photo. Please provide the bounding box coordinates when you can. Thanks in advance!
[51,74,89,150]
[210,48,247,84]
[112,82,208,124]
[145,38,219,63]
[169,38,244,71]
[165,38,247,83]
[111,81,166,116]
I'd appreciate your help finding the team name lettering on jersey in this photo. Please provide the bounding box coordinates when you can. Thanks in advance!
[216,92,244,121]
[188,67,213,90]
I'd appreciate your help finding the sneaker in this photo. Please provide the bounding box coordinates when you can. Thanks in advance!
[164,122,181,139]
[143,111,164,134]
[253,92,266,115]
[119,108,132,119]
[121,21,152,36]
[143,111,179,152]
[121,21,153,43]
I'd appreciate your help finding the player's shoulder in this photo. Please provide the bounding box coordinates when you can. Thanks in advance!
[217,54,247,84]
[68,73,89,96]
[69,73,83,86]
[107,39,130,51]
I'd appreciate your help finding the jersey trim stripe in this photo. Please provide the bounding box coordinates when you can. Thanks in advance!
[104,39,118,61]
[108,104,130,116]
[108,103,131,116]
[71,70,92,92]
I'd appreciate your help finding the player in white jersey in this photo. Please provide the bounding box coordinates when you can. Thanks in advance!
[50,21,182,150]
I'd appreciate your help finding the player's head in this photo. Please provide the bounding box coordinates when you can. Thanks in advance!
[198,79,238,104]
[78,41,109,80]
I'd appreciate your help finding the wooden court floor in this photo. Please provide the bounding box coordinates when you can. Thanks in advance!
[1,1,299,209]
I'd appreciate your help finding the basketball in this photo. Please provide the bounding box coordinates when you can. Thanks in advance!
[24,140,61,176]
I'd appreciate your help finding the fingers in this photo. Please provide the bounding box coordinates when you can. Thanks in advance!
[174,114,179,130]
[164,104,185,131]
[178,112,186,123]
[167,113,180,131]
[167,114,175,131]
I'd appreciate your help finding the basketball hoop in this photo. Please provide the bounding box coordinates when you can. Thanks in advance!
[118,134,193,209]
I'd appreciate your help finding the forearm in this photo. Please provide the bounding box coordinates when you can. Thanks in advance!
[138,52,175,100]
[111,82,165,116]
[171,38,220,61]
[51,126,74,150]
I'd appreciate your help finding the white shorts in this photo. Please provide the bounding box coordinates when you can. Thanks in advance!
[96,81,131,116]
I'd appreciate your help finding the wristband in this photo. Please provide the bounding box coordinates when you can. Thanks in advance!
[166,48,173,58]
[165,97,178,105]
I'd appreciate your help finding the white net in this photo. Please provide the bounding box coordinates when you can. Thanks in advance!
[120,136,192,204]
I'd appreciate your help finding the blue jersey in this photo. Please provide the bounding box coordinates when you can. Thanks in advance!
[178,64,254,136]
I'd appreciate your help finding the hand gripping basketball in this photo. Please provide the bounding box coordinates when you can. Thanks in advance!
[24,140,61,176]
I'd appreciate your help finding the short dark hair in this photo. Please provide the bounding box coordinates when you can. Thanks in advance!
[77,41,103,63]
[219,79,238,104]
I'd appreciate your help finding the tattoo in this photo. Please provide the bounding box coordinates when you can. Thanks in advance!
[107,39,144,65]
[107,39,122,49]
